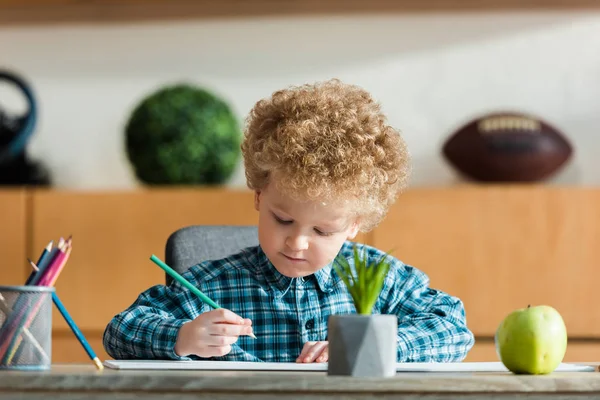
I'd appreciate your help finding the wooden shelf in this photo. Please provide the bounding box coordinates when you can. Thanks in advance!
[1,0,599,26]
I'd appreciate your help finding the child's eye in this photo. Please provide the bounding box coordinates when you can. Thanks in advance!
[274,215,292,225]
[314,228,333,237]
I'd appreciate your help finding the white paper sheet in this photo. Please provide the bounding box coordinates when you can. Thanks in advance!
[103,359,596,373]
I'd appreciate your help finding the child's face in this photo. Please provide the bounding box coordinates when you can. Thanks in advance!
[254,182,359,278]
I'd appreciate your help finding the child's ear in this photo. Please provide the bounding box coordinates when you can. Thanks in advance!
[347,220,360,240]
[254,190,261,211]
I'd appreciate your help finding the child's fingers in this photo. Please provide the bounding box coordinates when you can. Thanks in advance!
[203,332,241,346]
[207,308,248,325]
[208,322,253,338]
[315,345,329,363]
[203,344,233,357]
[296,341,315,362]
[296,341,328,363]
[303,341,328,363]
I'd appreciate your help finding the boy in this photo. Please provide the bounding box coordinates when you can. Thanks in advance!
[103,79,475,363]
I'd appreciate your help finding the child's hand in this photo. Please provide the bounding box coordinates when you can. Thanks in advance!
[174,308,254,358]
[296,341,329,363]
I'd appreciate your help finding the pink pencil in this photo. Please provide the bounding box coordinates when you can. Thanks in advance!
[37,247,70,287]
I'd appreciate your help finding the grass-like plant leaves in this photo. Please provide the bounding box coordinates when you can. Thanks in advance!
[333,245,393,315]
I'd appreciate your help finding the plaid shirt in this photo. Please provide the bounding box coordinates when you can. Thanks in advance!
[103,242,474,362]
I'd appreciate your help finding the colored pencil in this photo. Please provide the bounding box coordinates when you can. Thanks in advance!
[24,241,53,285]
[149,254,257,339]
[8,257,55,365]
[3,244,72,363]
[2,235,103,369]
[1,238,74,365]
[1,251,66,364]
[37,246,70,287]
[26,239,101,369]
[51,289,103,370]
[29,246,61,286]
[0,240,57,350]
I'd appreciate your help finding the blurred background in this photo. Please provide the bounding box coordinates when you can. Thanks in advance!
[0,1,598,366]
[1,3,599,188]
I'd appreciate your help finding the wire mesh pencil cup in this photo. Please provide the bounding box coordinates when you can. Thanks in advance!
[0,285,54,370]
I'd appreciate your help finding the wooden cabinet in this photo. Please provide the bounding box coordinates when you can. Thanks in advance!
[1,186,599,363]
[465,341,600,363]
[373,186,600,339]
[0,189,28,286]
[29,189,260,334]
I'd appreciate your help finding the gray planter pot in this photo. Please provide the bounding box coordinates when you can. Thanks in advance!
[327,314,397,377]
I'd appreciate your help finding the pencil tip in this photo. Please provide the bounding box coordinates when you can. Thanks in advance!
[94,357,104,371]
[27,259,38,270]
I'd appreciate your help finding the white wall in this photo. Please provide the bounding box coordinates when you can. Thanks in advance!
[1,11,599,190]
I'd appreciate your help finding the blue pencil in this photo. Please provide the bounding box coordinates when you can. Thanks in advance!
[25,240,53,285]
[51,292,103,370]
[28,254,103,370]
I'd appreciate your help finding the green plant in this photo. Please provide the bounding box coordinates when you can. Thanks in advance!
[125,83,242,185]
[333,245,393,315]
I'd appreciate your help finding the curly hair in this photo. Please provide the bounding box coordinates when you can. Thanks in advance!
[241,79,410,232]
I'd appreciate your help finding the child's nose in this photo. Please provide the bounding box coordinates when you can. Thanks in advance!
[285,234,309,251]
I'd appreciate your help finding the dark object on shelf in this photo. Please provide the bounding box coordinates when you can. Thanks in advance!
[125,83,242,185]
[442,112,573,182]
[0,69,51,186]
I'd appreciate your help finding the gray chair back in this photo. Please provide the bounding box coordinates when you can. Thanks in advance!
[164,225,259,285]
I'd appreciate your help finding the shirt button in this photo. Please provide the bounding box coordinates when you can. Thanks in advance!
[305,319,314,329]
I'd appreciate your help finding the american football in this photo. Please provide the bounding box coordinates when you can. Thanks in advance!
[442,112,573,182]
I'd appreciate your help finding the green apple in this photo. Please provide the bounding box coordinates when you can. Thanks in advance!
[495,305,567,375]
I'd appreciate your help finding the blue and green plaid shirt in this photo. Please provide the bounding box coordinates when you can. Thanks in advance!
[103,242,474,362]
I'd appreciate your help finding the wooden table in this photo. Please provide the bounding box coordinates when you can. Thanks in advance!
[1,364,600,399]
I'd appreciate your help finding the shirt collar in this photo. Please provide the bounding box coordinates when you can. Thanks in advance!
[313,263,340,293]
[255,246,340,293]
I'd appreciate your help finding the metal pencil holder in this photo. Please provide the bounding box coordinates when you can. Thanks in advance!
[0,285,54,370]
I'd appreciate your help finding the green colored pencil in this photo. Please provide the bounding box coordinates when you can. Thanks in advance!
[149,255,256,339]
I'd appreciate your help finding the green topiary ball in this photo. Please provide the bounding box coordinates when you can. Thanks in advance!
[125,84,242,185]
